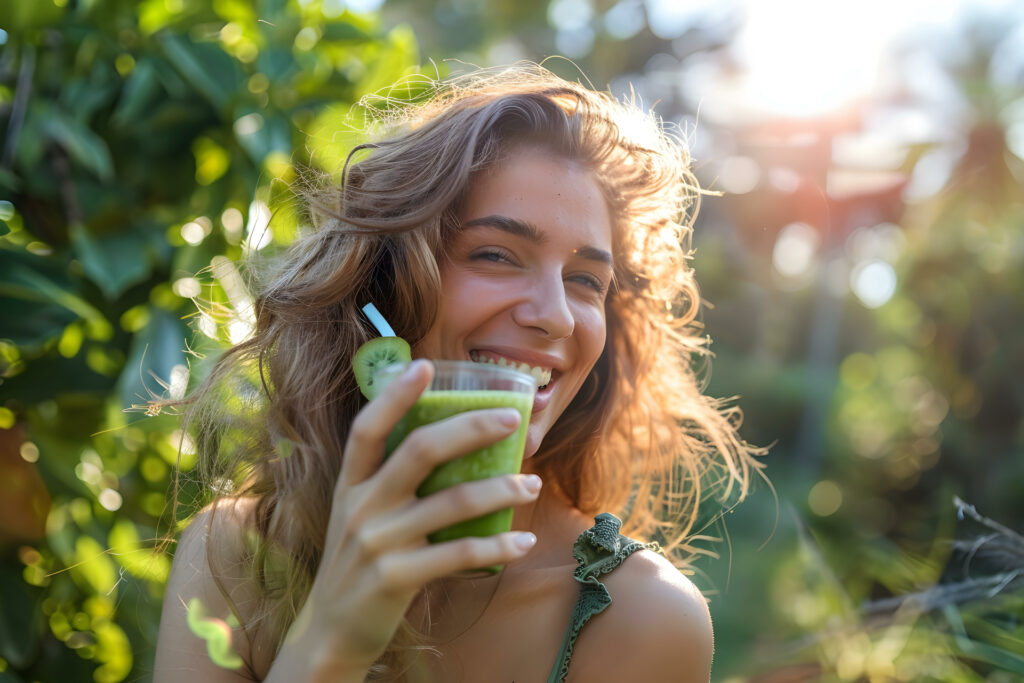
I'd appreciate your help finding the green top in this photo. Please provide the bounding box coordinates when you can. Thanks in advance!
[546,513,662,683]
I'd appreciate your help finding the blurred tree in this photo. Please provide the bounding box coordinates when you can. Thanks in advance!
[688,6,1024,679]
[0,0,422,680]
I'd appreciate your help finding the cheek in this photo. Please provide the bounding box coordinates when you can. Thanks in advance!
[523,310,606,459]
[413,328,440,359]
[575,306,608,368]
[414,270,478,356]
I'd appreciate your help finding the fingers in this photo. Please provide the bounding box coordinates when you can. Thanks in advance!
[373,408,522,500]
[340,360,433,488]
[376,531,538,592]
[355,474,542,556]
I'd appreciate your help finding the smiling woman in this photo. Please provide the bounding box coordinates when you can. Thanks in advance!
[416,148,612,457]
[152,64,765,682]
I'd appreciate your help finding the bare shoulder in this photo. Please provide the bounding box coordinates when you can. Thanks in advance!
[154,497,263,682]
[566,549,713,683]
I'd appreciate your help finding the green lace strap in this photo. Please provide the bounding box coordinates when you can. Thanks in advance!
[546,513,661,683]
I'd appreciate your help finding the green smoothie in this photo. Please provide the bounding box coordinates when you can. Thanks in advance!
[386,389,534,544]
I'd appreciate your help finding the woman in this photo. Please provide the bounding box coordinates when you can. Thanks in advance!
[153,64,763,682]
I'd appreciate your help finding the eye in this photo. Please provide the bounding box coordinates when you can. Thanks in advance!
[472,248,516,264]
[568,273,607,294]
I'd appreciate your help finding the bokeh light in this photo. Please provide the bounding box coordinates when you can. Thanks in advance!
[851,259,897,308]
[243,200,273,252]
[716,156,761,194]
[172,277,201,299]
[772,222,820,279]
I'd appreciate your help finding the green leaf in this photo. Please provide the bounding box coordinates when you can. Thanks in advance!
[109,519,170,583]
[0,291,77,348]
[0,353,115,404]
[157,33,243,112]
[356,24,420,100]
[137,0,181,35]
[0,1,65,31]
[0,167,22,192]
[71,535,118,598]
[150,54,189,98]
[951,637,1024,674]
[0,564,45,669]
[950,608,1024,673]
[321,16,375,42]
[40,107,115,182]
[307,103,370,175]
[69,223,155,300]
[0,251,106,346]
[11,107,46,171]
[92,619,134,683]
[111,57,162,127]
[233,107,293,164]
[116,308,188,412]
[60,71,119,123]
[254,46,296,83]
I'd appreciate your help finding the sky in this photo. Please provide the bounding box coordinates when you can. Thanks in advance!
[644,0,1024,118]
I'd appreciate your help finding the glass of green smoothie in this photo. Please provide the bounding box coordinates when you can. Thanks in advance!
[374,360,536,558]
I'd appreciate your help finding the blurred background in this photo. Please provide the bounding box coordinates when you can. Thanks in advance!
[1,0,1022,680]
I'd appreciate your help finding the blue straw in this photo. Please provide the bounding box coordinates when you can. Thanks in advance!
[361,303,396,337]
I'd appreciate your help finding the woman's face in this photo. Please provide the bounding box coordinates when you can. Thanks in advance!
[415,146,614,456]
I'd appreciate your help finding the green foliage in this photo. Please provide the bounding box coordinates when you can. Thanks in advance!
[693,11,1024,680]
[0,0,422,679]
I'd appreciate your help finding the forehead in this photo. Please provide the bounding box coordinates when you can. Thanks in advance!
[459,147,613,251]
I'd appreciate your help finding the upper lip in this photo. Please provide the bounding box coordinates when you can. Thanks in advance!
[470,346,566,372]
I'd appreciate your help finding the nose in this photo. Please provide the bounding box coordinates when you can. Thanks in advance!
[512,272,574,341]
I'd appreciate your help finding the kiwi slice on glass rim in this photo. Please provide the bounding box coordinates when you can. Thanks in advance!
[353,336,411,399]
[353,303,412,399]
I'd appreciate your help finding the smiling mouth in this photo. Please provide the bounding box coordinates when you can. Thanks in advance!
[469,350,554,389]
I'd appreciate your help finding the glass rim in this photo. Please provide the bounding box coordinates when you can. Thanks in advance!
[373,359,536,389]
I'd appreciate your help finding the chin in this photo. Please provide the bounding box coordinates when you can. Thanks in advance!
[523,424,545,459]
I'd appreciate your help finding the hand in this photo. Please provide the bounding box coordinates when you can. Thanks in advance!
[274,360,542,678]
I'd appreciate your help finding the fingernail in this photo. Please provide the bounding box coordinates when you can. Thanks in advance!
[522,474,542,494]
[514,532,537,551]
[496,409,521,429]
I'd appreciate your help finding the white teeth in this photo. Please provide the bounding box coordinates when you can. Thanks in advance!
[529,366,551,386]
[469,352,553,388]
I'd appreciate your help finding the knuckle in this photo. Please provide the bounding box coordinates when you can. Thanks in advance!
[403,429,440,462]
[352,522,382,558]
[507,475,526,497]
[349,413,376,445]
[447,483,477,510]
[500,532,523,556]
[373,555,407,595]
[470,411,498,433]
[457,539,486,567]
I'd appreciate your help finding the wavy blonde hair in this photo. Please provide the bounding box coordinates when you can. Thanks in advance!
[170,63,765,679]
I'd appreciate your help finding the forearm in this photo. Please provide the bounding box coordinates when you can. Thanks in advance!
[261,609,372,683]
[262,642,370,683]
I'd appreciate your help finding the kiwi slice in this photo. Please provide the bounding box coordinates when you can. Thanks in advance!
[353,336,412,399]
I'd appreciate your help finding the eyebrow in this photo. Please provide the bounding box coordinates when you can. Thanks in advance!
[462,214,613,265]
